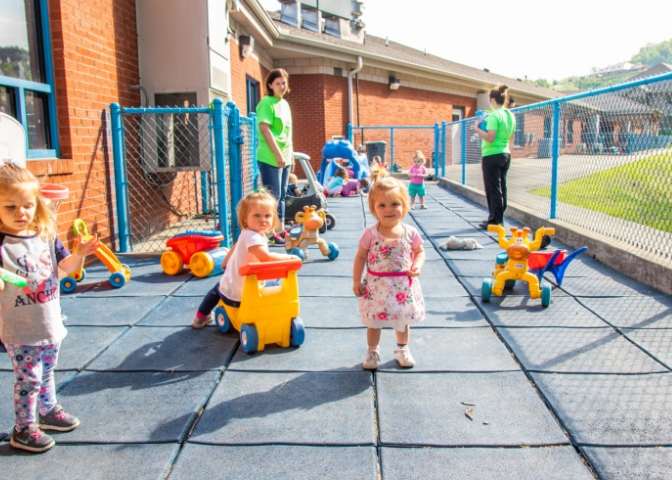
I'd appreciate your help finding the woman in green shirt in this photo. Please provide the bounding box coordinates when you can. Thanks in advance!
[256,68,293,242]
[473,85,517,229]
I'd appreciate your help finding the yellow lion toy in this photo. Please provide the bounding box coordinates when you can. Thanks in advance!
[482,225,555,307]
[285,205,339,261]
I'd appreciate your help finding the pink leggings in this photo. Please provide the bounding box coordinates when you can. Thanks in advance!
[5,343,60,429]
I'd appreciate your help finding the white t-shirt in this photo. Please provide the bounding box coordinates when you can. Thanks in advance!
[218,228,268,302]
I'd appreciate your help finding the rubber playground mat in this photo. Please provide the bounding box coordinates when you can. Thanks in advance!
[0,187,669,479]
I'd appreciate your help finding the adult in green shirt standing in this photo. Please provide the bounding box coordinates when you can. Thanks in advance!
[256,68,293,243]
[473,85,517,229]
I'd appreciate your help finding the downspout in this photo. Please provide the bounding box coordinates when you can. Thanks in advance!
[347,56,363,130]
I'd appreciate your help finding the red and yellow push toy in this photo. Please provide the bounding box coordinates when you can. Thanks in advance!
[160,231,228,278]
[214,258,305,354]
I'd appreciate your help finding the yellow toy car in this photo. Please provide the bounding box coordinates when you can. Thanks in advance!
[214,258,305,354]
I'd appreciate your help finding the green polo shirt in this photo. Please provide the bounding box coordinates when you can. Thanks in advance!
[481,108,516,157]
[256,95,293,167]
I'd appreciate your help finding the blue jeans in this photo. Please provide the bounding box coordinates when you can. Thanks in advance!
[258,161,290,224]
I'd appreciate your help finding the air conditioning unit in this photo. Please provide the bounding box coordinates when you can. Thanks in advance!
[143,114,202,173]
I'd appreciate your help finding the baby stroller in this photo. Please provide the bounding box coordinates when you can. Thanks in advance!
[286,152,335,233]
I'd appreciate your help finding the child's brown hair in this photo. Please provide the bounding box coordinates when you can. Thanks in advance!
[367,176,410,217]
[0,163,55,238]
[236,189,280,230]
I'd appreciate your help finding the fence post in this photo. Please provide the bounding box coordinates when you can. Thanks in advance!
[110,103,130,253]
[212,98,231,247]
[433,122,440,176]
[390,127,397,172]
[249,112,259,190]
[227,101,243,241]
[550,101,561,219]
[460,120,467,185]
[346,122,353,144]
[440,120,447,177]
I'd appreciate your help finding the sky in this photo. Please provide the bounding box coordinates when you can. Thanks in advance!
[258,0,671,80]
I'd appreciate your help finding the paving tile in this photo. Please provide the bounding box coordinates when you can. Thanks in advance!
[0,444,177,480]
[622,329,672,368]
[480,296,607,328]
[171,276,218,297]
[382,446,594,480]
[560,274,661,297]
[579,296,672,329]
[531,372,672,444]
[171,444,377,480]
[582,446,672,480]
[191,371,375,445]
[0,326,127,371]
[138,296,202,326]
[298,257,357,276]
[377,372,567,446]
[57,370,220,442]
[62,296,164,326]
[377,328,518,372]
[77,267,189,297]
[445,259,498,277]
[496,327,666,373]
[87,327,237,371]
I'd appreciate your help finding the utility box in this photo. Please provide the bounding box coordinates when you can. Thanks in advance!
[365,141,387,163]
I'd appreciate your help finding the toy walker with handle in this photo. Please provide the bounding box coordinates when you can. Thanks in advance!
[0,267,27,288]
[214,258,304,354]
[60,219,132,293]
[482,225,555,307]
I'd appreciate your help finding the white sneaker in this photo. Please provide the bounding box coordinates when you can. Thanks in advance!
[191,313,211,329]
[394,346,415,368]
[362,350,381,370]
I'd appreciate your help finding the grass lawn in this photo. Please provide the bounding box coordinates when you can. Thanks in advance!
[532,150,672,233]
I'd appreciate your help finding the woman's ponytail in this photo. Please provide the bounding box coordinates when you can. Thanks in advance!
[489,84,509,106]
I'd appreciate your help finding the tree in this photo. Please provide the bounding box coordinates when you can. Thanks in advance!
[631,39,672,66]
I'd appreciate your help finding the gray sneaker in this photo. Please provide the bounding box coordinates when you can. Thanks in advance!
[39,405,80,432]
[10,424,55,453]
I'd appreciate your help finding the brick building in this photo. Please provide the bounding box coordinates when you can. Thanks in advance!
[1,0,557,248]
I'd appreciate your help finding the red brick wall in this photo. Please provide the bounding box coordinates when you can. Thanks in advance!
[229,38,269,116]
[28,0,140,247]
[286,75,326,173]
[288,74,477,171]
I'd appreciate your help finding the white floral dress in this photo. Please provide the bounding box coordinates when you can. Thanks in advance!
[357,224,425,331]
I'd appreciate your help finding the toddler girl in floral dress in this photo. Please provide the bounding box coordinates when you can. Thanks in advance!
[352,177,425,369]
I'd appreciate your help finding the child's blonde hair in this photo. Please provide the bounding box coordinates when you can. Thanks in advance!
[368,177,410,217]
[413,150,426,165]
[288,173,298,184]
[236,189,280,230]
[0,163,55,238]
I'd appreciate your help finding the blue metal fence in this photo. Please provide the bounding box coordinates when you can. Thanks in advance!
[441,71,672,263]
[110,99,258,253]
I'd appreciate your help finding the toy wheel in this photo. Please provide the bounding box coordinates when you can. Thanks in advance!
[325,213,336,230]
[109,272,126,289]
[288,247,305,262]
[73,268,86,282]
[214,306,231,333]
[190,251,215,278]
[319,223,327,234]
[327,242,339,261]
[60,277,77,294]
[161,250,183,276]
[541,282,552,308]
[481,278,493,302]
[240,324,259,354]
[290,317,305,347]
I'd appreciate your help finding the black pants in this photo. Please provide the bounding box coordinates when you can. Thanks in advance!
[481,153,511,224]
[198,283,241,316]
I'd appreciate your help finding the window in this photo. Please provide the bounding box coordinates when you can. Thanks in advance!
[0,0,59,158]
[452,106,465,122]
[301,5,319,32]
[566,119,574,144]
[543,116,551,138]
[280,1,299,26]
[323,14,340,36]
[246,76,260,115]
[514,112,525,146]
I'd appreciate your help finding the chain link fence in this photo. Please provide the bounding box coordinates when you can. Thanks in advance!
[111,99,253,253]
[441,72,672,265]
[118,107,217,253]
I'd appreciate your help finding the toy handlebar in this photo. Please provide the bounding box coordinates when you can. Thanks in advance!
[239,258,302,280]
[0,267,28,288]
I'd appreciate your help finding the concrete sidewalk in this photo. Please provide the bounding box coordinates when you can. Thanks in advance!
[1,187,670,479]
